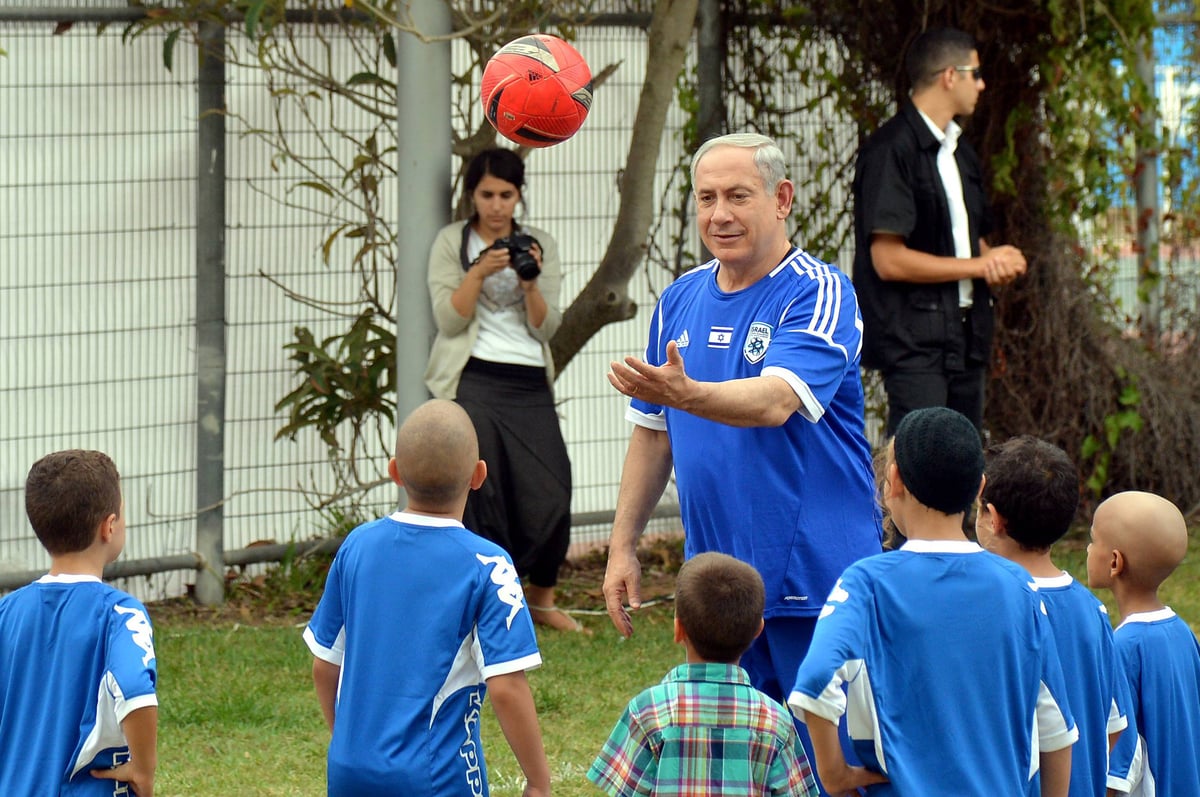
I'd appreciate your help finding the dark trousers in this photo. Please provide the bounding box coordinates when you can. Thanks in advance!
[455,358,572,588]
[883,365,986,438]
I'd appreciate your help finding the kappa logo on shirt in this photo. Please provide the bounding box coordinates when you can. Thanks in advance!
[707,326,734,349]
[476,553,525,629]
[458,691,485,797]
[743,321,772,364]
[818,578,850,619]
[113,605,155,667]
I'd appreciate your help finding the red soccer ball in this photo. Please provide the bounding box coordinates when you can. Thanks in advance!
[480,34,593,148]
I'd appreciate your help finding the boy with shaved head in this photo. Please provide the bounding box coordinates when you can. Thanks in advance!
[1088,491,1200,796]
[304,399,551,797]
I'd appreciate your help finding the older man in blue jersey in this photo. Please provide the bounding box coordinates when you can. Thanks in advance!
[603,132,883,790]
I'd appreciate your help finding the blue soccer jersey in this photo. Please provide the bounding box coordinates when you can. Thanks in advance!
[0,575,158,797]
[1033,573,1128,797]
[303,511,542,797]
[788,541,1078,797]
[1106,608,1200,796]
[628,250,882,617]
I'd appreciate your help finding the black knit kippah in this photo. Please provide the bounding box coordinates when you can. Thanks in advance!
[893,407,984,514]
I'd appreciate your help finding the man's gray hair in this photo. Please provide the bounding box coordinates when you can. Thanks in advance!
[690,133,788,192]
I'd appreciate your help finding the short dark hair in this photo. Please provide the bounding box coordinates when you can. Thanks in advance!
[675,552,764,663]
[25,450,122,555]
[982,436,1079,551]
[906,27,977,90]
[464,147,525,194]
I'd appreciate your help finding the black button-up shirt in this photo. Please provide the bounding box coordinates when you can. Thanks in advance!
[852,101,996,374]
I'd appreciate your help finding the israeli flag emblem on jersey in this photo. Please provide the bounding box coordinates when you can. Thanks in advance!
[743,321,772,364]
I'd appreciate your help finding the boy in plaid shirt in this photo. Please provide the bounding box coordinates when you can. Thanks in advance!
[588,552,817,796]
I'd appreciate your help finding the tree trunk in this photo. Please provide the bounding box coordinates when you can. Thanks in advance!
[550,0,700,374]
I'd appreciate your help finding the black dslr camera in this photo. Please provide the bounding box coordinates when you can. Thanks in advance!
[491,232,541,281]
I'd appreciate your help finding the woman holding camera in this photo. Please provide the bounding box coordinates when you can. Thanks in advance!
[424,147,581,633]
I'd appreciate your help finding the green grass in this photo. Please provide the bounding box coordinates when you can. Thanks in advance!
[153,601,682,797]
[151,529,1199,795]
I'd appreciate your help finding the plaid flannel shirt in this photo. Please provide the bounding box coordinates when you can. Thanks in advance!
[588,662,818,797]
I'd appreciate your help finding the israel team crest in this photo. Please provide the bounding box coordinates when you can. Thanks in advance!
[743,321,772,364]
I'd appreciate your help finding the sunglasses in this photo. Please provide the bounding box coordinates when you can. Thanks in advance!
[950,65,983,81]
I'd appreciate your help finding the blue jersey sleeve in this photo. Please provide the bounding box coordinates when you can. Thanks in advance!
[472,550,541,678]
[305,551,346,664]
[106,596,158,712]
[627,294,668,427]
[1033,599,1078,752]
[1108,636,1143,791]
[761,259,863,418]
[788,567,871,723]
[1099,608,1131,737]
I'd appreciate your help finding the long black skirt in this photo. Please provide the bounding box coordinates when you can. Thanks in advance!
[455,357,572,587]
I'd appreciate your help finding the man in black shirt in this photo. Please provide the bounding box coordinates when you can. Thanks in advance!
[853,27,1026,438]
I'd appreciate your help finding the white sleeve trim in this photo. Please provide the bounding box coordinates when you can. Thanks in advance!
[787,690,840,724]
[788,660,858,725]
[1107,697,1129,734]
[1106,774,1133,793]
[481,652,543,680]
[114,693,158,723]
[625,404,667,431]
[303,625,345,666]
[1036,680,1078,752]
[761,366,823,422]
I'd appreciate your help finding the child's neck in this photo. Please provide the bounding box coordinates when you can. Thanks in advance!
[402,497,466,522]
[897,510,970,543]
[1004,547,1061,579]
[48,550,108,579]
[1112,581,1166,624]
[682,642,737,667]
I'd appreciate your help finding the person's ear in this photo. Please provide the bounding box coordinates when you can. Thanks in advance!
[986,503,1009,538]
[753,617,764,640]
[470,460,487,491]
[1110,548,1126,579]
[884,461,904,500]
[673,616,686,645]
[775,179,795,218]
[98,513,118,544]
[387,457,402,487]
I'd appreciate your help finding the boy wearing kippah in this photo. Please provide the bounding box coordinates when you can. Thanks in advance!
[1087,491,1200,796]
[789,407,1078,797]
[589,552,819,797]
[977,436,1129,796]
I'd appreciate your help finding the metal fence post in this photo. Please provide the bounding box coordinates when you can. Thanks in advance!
[195,20,227,605]
[394,1,450,419]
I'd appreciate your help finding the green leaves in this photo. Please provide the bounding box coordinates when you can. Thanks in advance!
[274,310,397,449]
[1082,368,1145,496]
[162,28,182,71]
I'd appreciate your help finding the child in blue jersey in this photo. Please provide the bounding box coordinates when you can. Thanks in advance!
[789,407,1078,797]
[1087,491,1200,796]
[977,436,1128,797]
[589,552,819,797]
[304,399,551,797]
[0,450,158,797]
